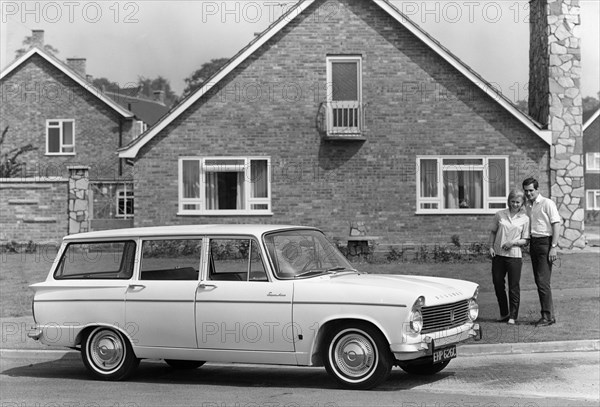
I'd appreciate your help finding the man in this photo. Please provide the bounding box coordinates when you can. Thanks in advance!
[522,178,561,327]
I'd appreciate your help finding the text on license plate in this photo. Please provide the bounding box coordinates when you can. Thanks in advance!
[433,346,457,363]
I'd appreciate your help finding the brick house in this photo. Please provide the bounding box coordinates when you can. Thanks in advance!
[1,31,139,241]
[119,0,586,249]
[584,109,600,222]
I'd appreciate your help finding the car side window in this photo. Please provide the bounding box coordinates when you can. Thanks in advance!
[140,239,202,281]
[54,241,136,279]
[209,238,268,282]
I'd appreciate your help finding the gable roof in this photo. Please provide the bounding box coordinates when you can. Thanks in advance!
[119,0,551,158]
[583,109,600,132]
[1,47,134,118]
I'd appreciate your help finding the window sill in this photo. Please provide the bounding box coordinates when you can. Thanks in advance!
[45,153,76,156]
[177,211,274,216]
[415,209,499,215]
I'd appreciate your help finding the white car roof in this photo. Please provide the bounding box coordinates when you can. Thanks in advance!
[63,224,316,241]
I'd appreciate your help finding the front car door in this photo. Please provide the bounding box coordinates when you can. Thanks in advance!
[195,236,294,352]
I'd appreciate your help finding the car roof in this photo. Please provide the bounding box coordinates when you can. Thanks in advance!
[63,224,317,241]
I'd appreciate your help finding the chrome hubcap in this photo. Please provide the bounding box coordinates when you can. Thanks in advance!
[89,330,124,372]
[333,332,376,378]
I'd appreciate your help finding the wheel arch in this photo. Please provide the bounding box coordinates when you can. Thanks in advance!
[309,317,391,366]
[76,323,138,357]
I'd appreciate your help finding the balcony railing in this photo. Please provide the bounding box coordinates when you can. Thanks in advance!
[317,101,365,140]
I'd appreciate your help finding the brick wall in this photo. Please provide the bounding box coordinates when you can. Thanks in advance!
[0,53,128,180]
[0,180,68,243]
[132,0,550,245]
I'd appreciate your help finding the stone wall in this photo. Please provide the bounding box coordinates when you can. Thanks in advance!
[529,0,585,248]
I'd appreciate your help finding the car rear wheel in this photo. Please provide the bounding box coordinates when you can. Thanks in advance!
[164,359,205,369]
[322,323,393,390]
[82,327,139,380]
[399,360,450,375]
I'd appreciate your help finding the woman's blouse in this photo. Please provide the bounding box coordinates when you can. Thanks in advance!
[491,209,530,258]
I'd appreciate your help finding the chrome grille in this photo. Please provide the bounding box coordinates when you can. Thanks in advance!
[421,300,469,334]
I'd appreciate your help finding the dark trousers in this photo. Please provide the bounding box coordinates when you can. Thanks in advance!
[530,237,554,320]
[492,256,522,319]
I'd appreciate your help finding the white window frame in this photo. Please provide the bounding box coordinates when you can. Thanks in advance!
[178,157,272,216]
[586,152,600,173]
[46,119,75,155]
[416,156,509,215]
[326,56,363,134]
[135,120,147,136]
[587,190,600,210]
[116,186,134,218]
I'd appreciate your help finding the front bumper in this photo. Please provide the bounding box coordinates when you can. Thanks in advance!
[391,323,482,361]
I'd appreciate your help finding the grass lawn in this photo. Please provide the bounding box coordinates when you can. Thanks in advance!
[1,249,598,345]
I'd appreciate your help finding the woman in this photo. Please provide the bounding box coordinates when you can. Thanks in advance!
[488,189,530,325]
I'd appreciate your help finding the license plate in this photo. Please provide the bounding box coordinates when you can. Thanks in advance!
[433,345,457,364]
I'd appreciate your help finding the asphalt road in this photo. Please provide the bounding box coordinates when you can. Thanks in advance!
[1,350,598,407]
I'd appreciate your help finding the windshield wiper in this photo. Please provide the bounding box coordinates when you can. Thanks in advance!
[294,269,327,278]
[326,267,359,274]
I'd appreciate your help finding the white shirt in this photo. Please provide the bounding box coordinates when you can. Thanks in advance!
[491,209,530,258]
[526,194,561,238]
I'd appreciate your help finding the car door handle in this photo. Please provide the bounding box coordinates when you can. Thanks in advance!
[128,284,146,290]
[198,283,216,289]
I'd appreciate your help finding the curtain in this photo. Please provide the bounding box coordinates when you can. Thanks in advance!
[206,172,218,210]
[420,159,437,198]
[251,161,268,198]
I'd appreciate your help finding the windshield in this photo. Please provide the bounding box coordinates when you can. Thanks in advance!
[264,229,355,279]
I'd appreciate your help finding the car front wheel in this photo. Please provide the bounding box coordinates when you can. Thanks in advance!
[322,323,393,390]
[82,327,139,380]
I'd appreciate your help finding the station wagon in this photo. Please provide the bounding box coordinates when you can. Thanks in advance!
[29,224,481,389]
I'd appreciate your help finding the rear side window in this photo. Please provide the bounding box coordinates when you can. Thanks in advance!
[54,241,136,280]
[140,239,202,281]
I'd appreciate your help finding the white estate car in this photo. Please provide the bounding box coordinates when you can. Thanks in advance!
[29,225,481,390]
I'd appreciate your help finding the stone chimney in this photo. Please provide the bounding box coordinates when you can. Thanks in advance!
[66,58,87,77]
[153,90,165,105]
[31,30,44,48]
[528,0,585,249]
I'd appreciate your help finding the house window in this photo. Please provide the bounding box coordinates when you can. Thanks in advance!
[46,119,75,154]
[416,156,508,214]
[586,153,600,172]
[587,190,600,210]
[179,157,271,215]
[116,187,134,218]
[326,56,362,134]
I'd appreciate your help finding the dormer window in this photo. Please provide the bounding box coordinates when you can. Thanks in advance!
[46,119,75,155]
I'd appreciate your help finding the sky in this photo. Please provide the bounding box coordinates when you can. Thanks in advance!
[1,0,599,102]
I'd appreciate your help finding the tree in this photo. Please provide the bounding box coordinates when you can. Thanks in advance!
[0,126,38,178]
[583,92,600,120]
[92,77,122,94]
[15,35,59,58]
[137,76,178,107]
[182,58,230,97]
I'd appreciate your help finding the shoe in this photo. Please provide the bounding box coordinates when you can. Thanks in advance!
[496,315,510,323]
[507,319,516,325]
[535,317,556,327]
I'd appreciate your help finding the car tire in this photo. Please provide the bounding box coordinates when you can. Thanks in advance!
[164,359,205,369]
[399,360,450,375]
[322,323,393,390]
[81,327,139,381]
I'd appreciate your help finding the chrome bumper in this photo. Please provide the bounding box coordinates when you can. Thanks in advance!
[391,323,482,361]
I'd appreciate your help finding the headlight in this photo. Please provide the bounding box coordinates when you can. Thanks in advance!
[409,296,425,334]
[468,298,479,321]
[409,309,423,333]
